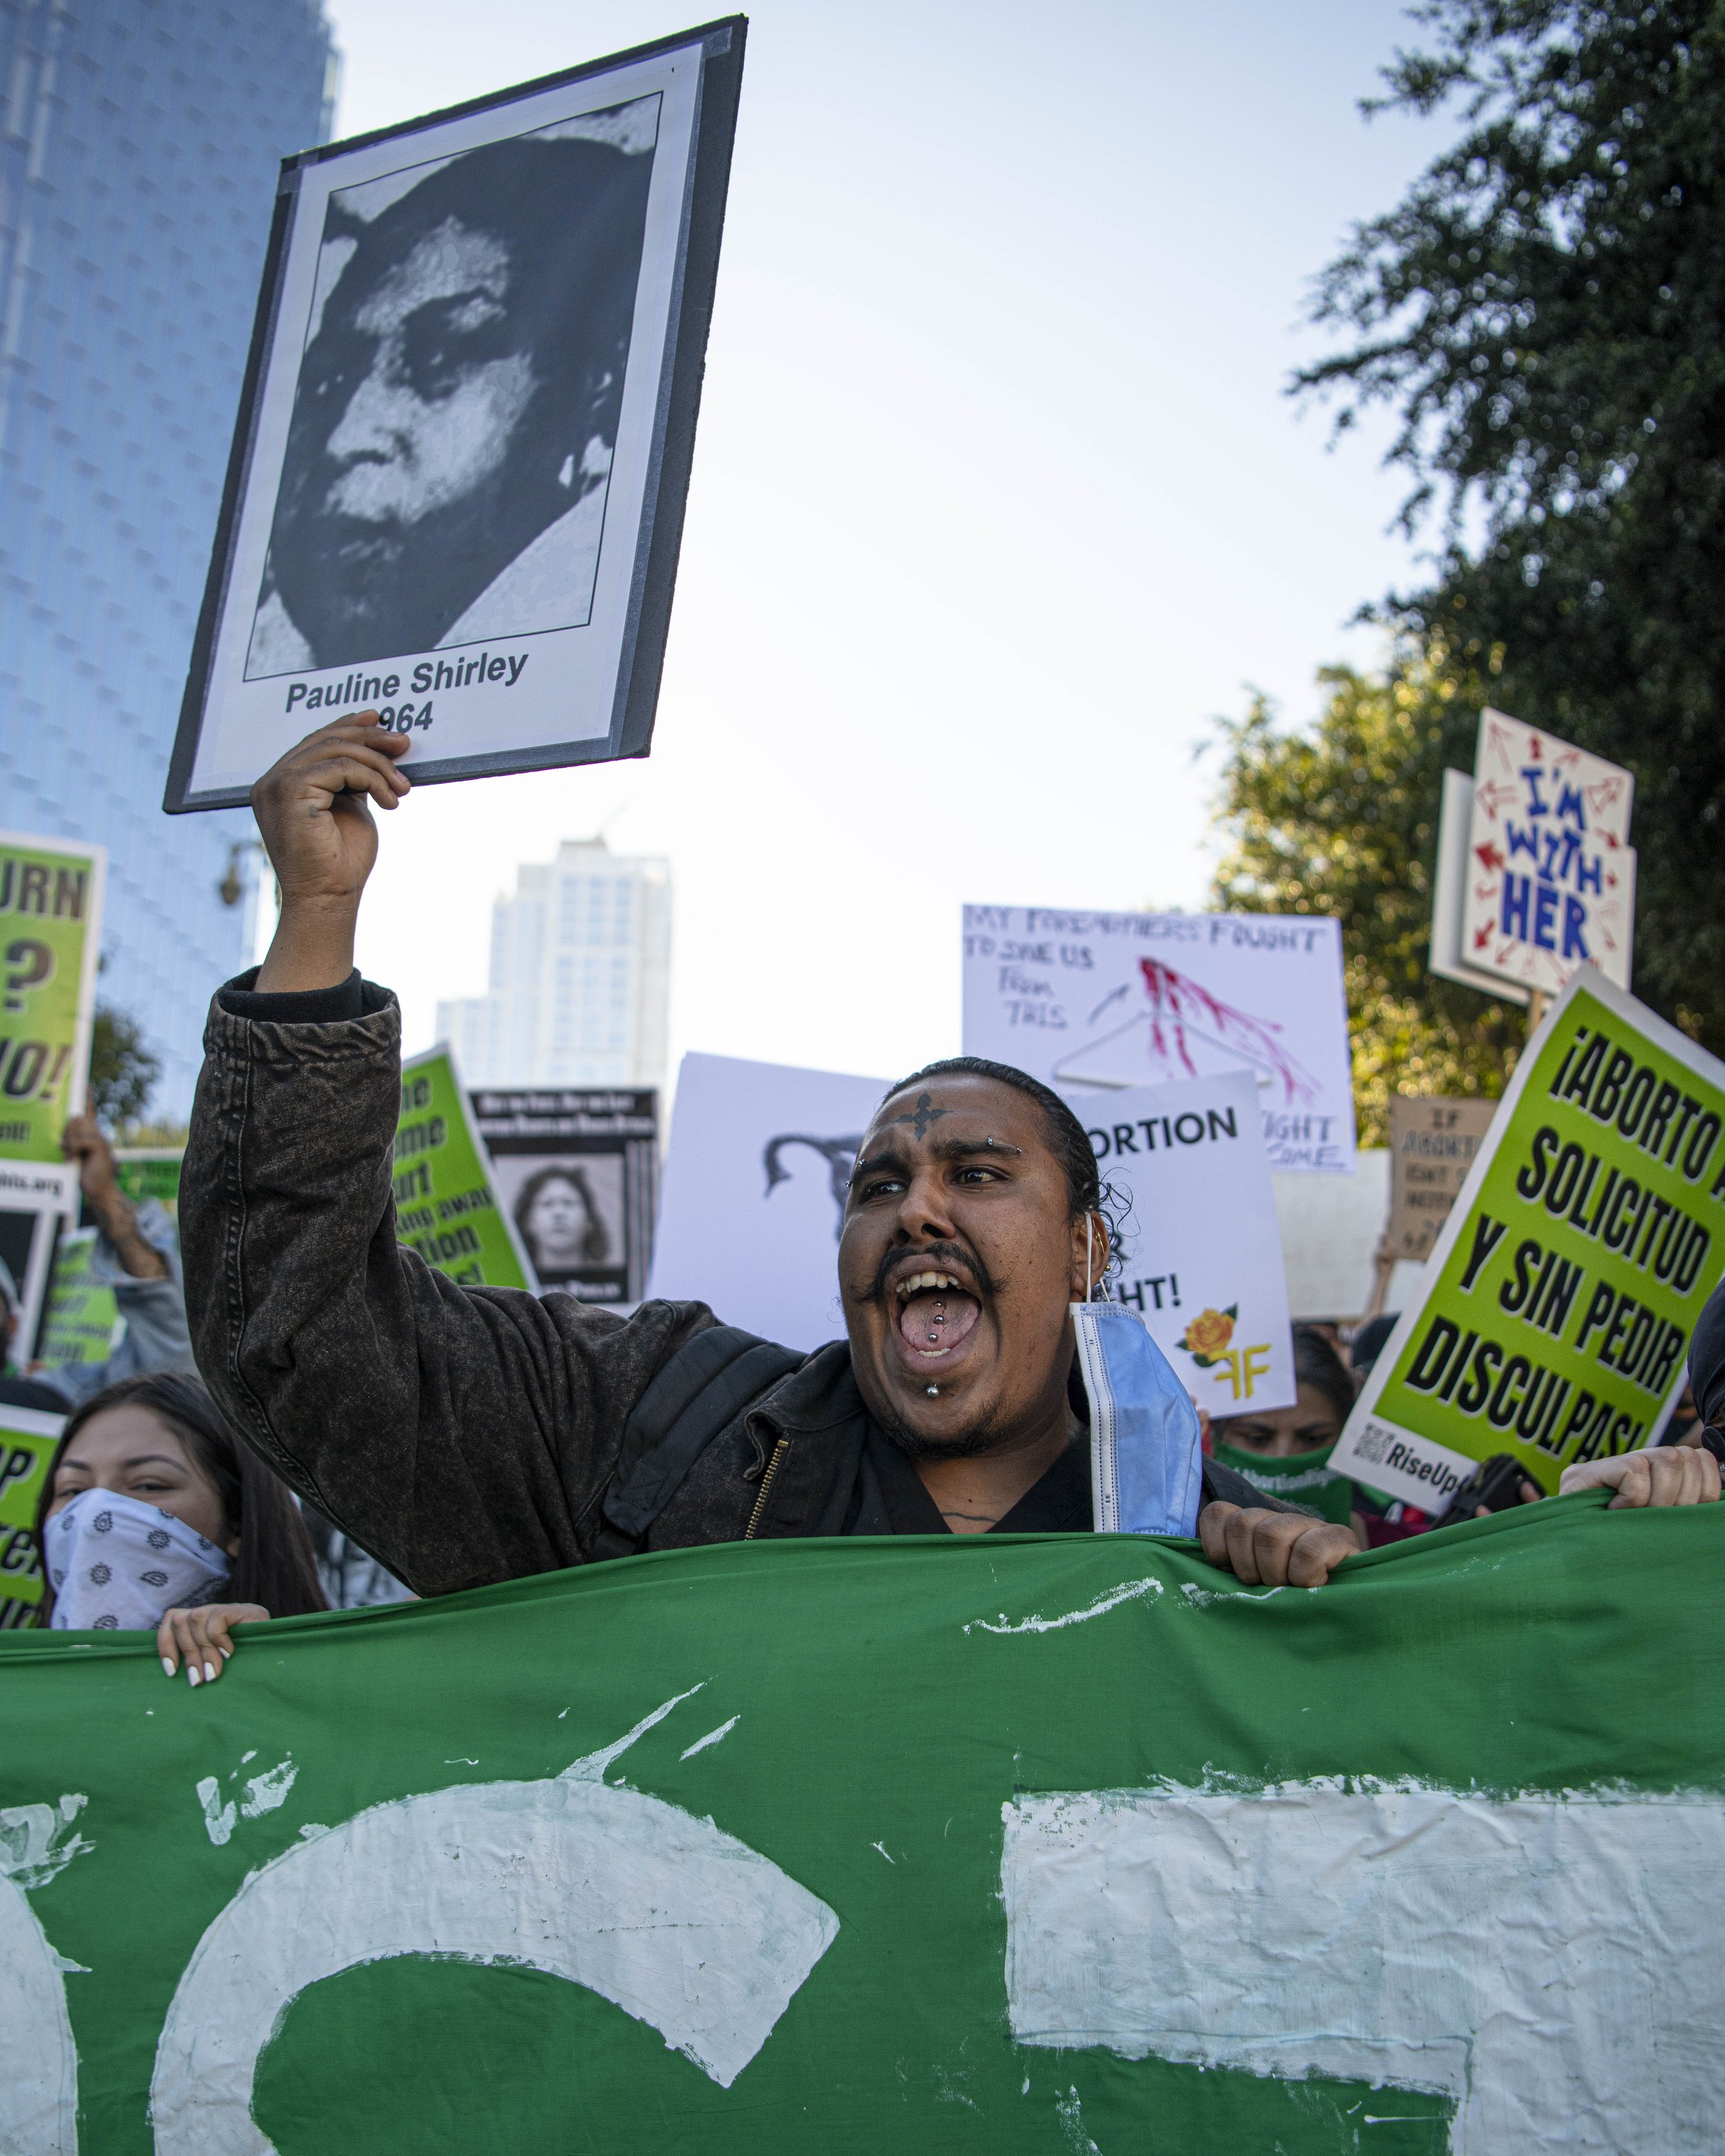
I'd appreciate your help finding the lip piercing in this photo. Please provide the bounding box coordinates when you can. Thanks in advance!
[926,1385,939,1396]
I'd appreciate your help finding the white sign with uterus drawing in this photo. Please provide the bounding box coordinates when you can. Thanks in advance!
[1460,708,1635,997]
[962,906,1357,1173]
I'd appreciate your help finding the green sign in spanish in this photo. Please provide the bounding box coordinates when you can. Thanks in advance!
[0,1399,61,1627]
[394,1047,536,1292]
[1337,973,1725,1508]
[34,1227,121,1373]
[0,832,106,1163]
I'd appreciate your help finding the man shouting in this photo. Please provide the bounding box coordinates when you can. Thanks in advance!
[179,718,1717,1599]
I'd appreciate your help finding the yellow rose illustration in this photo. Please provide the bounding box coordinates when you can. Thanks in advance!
[1177,1305,1238,1369]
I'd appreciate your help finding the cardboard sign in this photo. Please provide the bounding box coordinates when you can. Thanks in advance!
[0,1160,79,1365]
[34,1229,121,1373]
[1460,710,1635,998]
[1333,974,1725,1510]
[1072,1074,1296,1412]
[394,1049,537,1293]
[647,1053,889,1351]
[1388,1098,1499,1263]
[0,832,105,1163]
[963,905,1357,1173]
[0,1399,61,1626]
[166,23,746,811]
[469,1087,657,1307]
[1272,1154,1393,1323]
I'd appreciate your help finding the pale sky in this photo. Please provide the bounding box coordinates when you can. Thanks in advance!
[314,0,1444,1087]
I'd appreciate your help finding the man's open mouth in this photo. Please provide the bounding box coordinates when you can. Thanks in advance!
[894,1269,981,1361]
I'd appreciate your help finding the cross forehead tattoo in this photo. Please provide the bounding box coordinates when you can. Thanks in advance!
[889,1090,948,1141]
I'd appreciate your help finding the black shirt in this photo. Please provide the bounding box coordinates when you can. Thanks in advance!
[845,1425,1093,1535]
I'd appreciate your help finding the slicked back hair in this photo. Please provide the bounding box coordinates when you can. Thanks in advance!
[878,1058,1123,1276]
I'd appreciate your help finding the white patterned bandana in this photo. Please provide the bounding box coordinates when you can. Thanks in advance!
[45,1488,230,1631]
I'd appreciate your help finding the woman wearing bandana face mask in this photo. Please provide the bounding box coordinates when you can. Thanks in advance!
[1207,1327,1370,1545]
[33,1374,326,1683]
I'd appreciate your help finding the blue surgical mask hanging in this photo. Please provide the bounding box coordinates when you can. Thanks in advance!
[1072,1300,1203,1537]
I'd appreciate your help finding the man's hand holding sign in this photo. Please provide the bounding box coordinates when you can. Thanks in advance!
[252,715,410,993]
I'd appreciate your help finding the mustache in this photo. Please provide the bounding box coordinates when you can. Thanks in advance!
[859,1238,997,1307]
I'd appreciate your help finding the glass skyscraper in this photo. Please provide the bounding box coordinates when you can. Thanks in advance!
[0,0,337,1118]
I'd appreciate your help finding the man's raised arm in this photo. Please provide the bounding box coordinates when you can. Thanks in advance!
[180,715,713,1597]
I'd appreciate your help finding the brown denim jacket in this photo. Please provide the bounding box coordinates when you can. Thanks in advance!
[181,977,1292,1597]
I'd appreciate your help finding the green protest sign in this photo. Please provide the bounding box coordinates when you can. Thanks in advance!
[35,1228,121,1373]
[394,1047,537,1292]
[0,832,105,1163]
[0,1400,61,1627]
[2,1507,1722,2153]
[111,1149,183,1218]
[1336,973,1725,1508]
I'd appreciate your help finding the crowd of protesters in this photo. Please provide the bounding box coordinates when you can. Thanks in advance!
[8,713,1721,1678]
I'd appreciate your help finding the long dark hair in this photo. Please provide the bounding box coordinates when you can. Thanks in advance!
[513,1164,609,1265]
[33,1373,327,1623]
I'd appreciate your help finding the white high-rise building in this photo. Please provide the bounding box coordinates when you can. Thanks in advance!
[436,840,671,1089]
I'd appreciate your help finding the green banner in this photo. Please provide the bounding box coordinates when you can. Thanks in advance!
[0,1399,61,1627]
[0,832,105,1163]
[1337,973,1725,1508]
[1,1505,1722,2153]
[35,1229,121,1372]
[393,1047,536,1292]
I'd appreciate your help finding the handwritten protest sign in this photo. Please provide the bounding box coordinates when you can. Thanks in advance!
[34,1229,121,1374]
[1388,1098,1499,1263]
[0,832,104,1163]
[647,1054,889,1349]
[1333,973,1725,1509]
[0,1400,60,1625]
[1071,1073,1295,1412]
[393,1048,536,1293]
[1459,710,1635,998]
[963,905,1356,1173]
[470,1088,657,1307]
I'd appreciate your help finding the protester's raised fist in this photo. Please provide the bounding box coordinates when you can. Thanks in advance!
[1559,1446,1722,1507]
[253,711,411,905]
[1199,1501,1359,1588]
[252,714,411,992]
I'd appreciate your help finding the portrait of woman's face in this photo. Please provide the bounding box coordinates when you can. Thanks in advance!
[513,1163,613,1276]
[525,1175,593,1264]
[246,114,658,675]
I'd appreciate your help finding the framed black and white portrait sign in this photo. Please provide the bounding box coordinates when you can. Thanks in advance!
[165,19,745,812]
[470,1085,658,1306]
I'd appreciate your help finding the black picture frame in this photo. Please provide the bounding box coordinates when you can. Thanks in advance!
[165,17,747,813]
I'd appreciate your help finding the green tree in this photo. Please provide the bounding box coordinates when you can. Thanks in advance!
[1297,0,1725,1050]
[88,1007,160,1129]
[1211,652,1524,1145]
